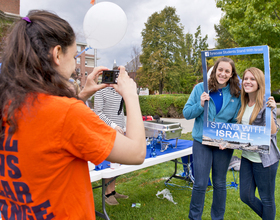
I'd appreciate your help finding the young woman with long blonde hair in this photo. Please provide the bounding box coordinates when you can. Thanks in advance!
[237,67,280,220]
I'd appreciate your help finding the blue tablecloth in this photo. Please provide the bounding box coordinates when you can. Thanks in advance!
[95,139,193,170]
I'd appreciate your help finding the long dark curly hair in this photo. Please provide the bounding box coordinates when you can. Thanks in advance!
[208,57,240,98]
[0,10,76,135]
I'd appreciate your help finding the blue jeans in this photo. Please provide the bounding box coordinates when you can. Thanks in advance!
[240,157,278,220]
[189,140,233,220]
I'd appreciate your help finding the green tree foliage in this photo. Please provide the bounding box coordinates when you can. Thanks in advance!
[214,21,238,49]
[138,6,185,94]
[184,33,193,66]
[179,27,208,93]
[0,18,13,62]
[216,0,280,91]
[214,20,242,72]
[191,26,209,76]
[137,7,209,94]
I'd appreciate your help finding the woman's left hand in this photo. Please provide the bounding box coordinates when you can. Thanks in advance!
[266,96,276,110]
[115,126,124,134]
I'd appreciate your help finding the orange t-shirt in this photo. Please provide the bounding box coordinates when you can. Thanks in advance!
[0,94,116,219]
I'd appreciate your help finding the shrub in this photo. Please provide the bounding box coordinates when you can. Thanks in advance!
[272,94,280,103]
[91,94,190,118]
[139,94,189,118]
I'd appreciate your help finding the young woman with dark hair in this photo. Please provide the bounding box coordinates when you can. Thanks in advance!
[0,10,146,219]
[183,57,241,220]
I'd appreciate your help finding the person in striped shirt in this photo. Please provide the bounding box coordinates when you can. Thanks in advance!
[94,86,128,205]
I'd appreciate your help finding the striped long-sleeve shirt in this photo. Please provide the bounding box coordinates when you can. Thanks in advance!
[93,87,125,130]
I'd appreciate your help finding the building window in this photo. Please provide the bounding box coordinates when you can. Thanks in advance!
[85,61,88,66]
[76,57,80,64]
[85,72,88,76]
[77,45,81,52]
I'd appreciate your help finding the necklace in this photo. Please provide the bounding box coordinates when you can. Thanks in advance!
[218,89,222,96]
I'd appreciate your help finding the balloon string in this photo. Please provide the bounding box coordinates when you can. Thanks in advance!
[75,46,92,59]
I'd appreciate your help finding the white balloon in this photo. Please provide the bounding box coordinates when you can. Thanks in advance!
[83,2,127,49]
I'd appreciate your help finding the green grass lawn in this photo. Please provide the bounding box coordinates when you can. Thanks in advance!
[92,132,280,220]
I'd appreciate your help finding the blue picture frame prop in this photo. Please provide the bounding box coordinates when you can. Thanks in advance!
[201,45,271,154]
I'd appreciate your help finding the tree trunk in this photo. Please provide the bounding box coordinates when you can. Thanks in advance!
[159,79,163,94]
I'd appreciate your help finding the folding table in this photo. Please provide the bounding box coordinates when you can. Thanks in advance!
[89,139,193,220]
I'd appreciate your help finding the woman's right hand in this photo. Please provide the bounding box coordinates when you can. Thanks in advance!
[107,66,146,165]
[112,66,137,101]
[200,92,210,107]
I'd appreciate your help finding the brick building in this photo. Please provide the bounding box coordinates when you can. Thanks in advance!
[0,0,20,15]
[75,42,96,88]
[0,0,21,63]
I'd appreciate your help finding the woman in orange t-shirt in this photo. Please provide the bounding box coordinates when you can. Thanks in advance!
[0,10,146,219]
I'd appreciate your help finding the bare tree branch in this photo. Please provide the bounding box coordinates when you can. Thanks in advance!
[127,45,141,72]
